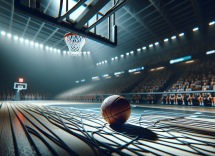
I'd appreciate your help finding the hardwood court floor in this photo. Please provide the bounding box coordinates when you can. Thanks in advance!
[0,101,215,155]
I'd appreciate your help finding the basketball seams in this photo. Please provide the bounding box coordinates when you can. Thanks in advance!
[103,106,131,119]
[104,107,113,124]
[110,96,130,117]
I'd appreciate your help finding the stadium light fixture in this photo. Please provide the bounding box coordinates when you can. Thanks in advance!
[49,47,53,51]
[7,33,11,37]
[112,58,114,60]
[25,39,29,43]
[206,50,215,55]
[137,48,141,51]
[1,31,6,35]
[115,56,118,59]
[76,81,79,83]
[164,38,169,42]
[105,60,107,63]
[39,44,43,48]
[45,46,49,50]
[99,62,101,64]
[57,49,60,53]
[34,42,38,46]
[102,61,104,64]
[151,69,154,71]
[121,54,124,57]
[157,67,164,70]
[63,50,66,54]
[126,52,129,55]
[155,42,159,45]
[53,48,57,52]
[193,27,199,31]
[13,35,18,40]
[19,37,24,42]
[149,44,153,47]
[142,46,146,50]
[83,51,86,54]
[179,33,184,36]
[171,36,176,39]
[30,41,34,45]
[209,21,215,25]
[130,51,134,54]
[87,51,90,54]
[96,63,98,65]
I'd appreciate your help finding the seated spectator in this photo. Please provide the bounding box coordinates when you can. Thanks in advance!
[146,89,154,104]
[176,90,184,105]
[169,90,176,105]
[161,91,168,104]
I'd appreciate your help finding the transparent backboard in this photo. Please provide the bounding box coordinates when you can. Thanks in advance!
[14,82,27,90]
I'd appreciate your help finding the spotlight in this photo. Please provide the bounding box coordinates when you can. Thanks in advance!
[45,46,49,50]
[87,51,90,54]
[105,60,107,63]
[137,48,141,51]
[35,42,39,46]
[57,49,60,53]
[13,35,18,40]
[7,33,11,37]
[142,46,146,49]
[49,47,53,51]
[102,61,104,64]
[171,36,176,39]
[19,38,24,42]
[130,51,134,54]
[186,60,194,63]
[115,56,118,59]
[83,51,86,54]
[164,38,169,42]
[96,63,98,65]
[126,52,129,55]
[63,50,66,54]
[179,33,184,36]
[53,48,57,52]
[149,44,153,47]
[193,27,199,31]
[99,62,101,64]
[121,54,124,57]
[1,31,6,35]
[112,58,114,60]
[30,41,34,45]
[155,42,159,45]
[209,21,215,25]
[39,44,43,48]
[25,39,29,43]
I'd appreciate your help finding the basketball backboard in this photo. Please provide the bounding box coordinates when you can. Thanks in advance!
[14,0,132,47]
[14,82,27,91]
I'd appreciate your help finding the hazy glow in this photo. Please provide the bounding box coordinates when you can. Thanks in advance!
[157,67,164,70]
[45,46,49,50]
[35,42,39,46]
[39,44,43,48]
[25,39,29,43]
[193,27,199,31]
[102,61,104,64]
[142,46,146,49]
[99,62,101,64]
[115,56,118,59]
[63,50,66,53]
[112,58,114,60]
[92,76,99,79]
[76,81,79,83]
[130,51,134,54]
[57,49,61,53]
[96,63,98,65]
[87,51,90,54]
[137,48,141,51]
[30,41,34,45]
[114,71,124,75]
[155,42,159,45]
[20,38,24,42]
[209,21,215,25]
[164,38,169,42]
[121,54,124,57]
[81,79,85,82]
[83,51,86,54]
[50,47,53,51]
[171,36,176,39]
[53,48,57,52]
[1,31,6,35]
[179,33,184,36]
[126,52,129,55]
[13,35,18,40]
[105,60,107,63]
[7,33,11,37]
[149,44,153,47]
[102,74,109,77]
[151,69,154,71]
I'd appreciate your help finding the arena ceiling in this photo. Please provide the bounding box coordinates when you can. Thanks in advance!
[0,0,215,63]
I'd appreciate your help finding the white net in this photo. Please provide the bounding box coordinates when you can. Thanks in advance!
[64,33,86,57]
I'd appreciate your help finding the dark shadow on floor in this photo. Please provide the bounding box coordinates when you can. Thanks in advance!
[110,124,158,140]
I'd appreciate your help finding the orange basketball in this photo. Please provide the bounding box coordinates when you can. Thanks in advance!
[101,95,131,125]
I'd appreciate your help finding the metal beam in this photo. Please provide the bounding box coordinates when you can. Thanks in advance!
[75,0,110,29]
[149,0,178,34]
[53,38,64,47]
[42,28,59,44]
[22,17,31,37]
[57,0,87,23]
[85,0,132,32]
[123,6,162,42]
[9,0,14,33]
[32,22,44,41]
[190,0,204,30]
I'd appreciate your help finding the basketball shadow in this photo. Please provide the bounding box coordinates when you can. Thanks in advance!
[110,124,158,140]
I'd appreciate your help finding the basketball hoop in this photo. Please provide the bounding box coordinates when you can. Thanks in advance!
[64,33,86,57]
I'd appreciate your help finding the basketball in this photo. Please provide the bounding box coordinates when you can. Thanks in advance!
[101,95,131,125]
